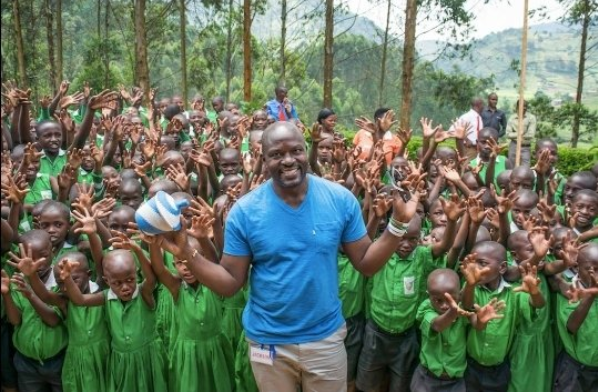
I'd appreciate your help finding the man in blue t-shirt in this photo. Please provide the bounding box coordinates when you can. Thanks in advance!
[159,122,421,392]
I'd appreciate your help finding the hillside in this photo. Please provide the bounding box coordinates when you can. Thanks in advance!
[417,23,597,106]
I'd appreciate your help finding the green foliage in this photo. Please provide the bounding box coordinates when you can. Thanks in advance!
[555,146,598,176]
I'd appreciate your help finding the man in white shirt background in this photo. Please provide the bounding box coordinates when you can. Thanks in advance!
[450,97,484,159]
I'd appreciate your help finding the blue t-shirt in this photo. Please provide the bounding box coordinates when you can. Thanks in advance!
[224,175,366,344]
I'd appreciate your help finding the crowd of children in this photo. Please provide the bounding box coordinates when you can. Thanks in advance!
[1,81,597,392]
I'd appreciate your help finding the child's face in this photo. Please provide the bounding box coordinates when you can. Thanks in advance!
[39,209,70,247]
[162,154,185,173]
[317,138,333,164]
[474,248,507,285]
[422,227,445,246]
[390,157,410,183]
[220,153,241,176]
[395,223,421,259]
[564,176,590,205]
[108,211,134,235]
[174,258,197,284]
[536,143,558,167]
[26,159,41,182]
[428,202,447,228]
[81,145,95,171]
[180,142,193,161]
[477,133,496,160]
[54,259,90,294]
[220,177,242,194]
[120,186,143,210]
[102,167,121,189]
[252,112,268,130]
[509,236,534,264]
[577,248,598,287]
[510,172,534,192]
[463,173,479,192]
[570,194,597,229]
[428,280,460,314]
[27,239,53,282]
[437,150,457,168]
[37,123,63,155]
[512,196,536,228]
[104,259,138,301]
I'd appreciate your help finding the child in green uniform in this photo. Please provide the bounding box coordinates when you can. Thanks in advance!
[569,190,598,243]
[36,121,67,177]
[553,243,598,392]
[60,249,167,392]
[11,250,110,392]
[38,201,76,264]
[1,230,68,392]
[356,195,464,392]
[411,269,504,392]
[461,241,546,392]
[149,234,234,392]
[469,128,511,189]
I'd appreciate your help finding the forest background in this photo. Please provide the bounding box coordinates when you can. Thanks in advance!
[1,0,597,154]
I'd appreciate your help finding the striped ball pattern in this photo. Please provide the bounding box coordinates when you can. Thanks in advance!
[135,191,190,235]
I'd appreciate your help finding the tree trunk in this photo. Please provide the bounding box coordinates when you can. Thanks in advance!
[399,0,417,130]
[134,0,151,104]
[180,0,188,108]
[45,0,56,93]
[97,0,101,39]
[12,0,28,88]
[323,0,334,108]
[243,0,252,102]
[378,0,392,107]
[280,0,287,84]
[104,0,110,88]
[225,0,234,102]
[55,0,63,86]
[571,0,590,148]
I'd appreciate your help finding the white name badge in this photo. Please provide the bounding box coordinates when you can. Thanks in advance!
[404,276,415,296]
[250,345,274,366]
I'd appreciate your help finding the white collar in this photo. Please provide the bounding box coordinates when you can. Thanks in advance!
[45,270,57,290]
[106,284,140,301]
[481,277,511,294]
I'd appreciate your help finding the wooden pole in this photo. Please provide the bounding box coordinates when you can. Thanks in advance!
[516,0,529,166]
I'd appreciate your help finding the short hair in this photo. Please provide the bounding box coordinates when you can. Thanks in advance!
[479,127,499,139]
[317,108,335,124]
[572,189,598,204]
[40,200,70,221]
[570,171,597,191]
[374,108,390,120]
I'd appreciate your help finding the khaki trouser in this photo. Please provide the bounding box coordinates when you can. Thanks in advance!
[248,324,348,392]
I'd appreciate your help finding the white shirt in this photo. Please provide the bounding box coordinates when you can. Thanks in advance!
[450,109,483,144]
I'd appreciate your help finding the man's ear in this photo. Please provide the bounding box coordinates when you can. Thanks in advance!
[499,261,508,275]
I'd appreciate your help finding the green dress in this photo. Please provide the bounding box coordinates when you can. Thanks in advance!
[62,297,111,392]
[508,274,554,392]
[169,282,234,392]
[234,330,259,392]
[221,288,247,353]
[104,287,167,392]
[156,252,177,354]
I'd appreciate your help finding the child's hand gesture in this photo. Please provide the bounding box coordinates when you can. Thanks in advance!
[467,196,487,225]
[460,253,490,286]
[166,163,190,191]
[58,259,79,281]
[377,110,397,133]
[491,185,518,214]
[440,193,467,222]
[420,117,439,139]
[67,148,84,170]
[559,231,579,268]
[132,160,152,179]
[474,298,506,324]
[354,116,376,134]
[372,193,392,219]
[449,119,468,140]
[486,137,501,159]
[188,214,215,240]
[10,274,33,298]
[395,128,412,146]
[444,293,474,317]
[1,172,29,205]
[59,92,84,110]
[537,196,557,225]
[110,230,142,253]
[7,244,45,277]
[90,197,116,220]
[1,270,10,295]
[72,207,98,236]
[533,149,552,176]
[514,264,541,295]
[528,228,553,261]
[309,123,324,143]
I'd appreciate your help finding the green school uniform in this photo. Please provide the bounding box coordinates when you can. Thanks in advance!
[156,252,177,353]
[24,173,53,205]
[52,242,76,265]
[40,149,67,177]
[508,274,554,392]
[169,282,234,392]
[367,246,439,333]
[11,289,68,361]
[104,286,167,392]
[78,168,94,184]
[417,299,468,378]
[338,253,365,319]
[62,285,111,392]
[466,279,536,366]
[234,330,259,392]
[221,289,247,354]
[470,155,507,189]
[556,290,598,366]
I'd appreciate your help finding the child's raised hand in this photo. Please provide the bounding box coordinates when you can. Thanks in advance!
[533,149,552,176]
[467,196,487,225]
[166,163,190,191]
[372,193,392,219]
[440,193,467,222]
[444,293,474,317]
[187,214,215,240]
[420,117,439,139]
[1,172,29,204]
[528,228,553,261]
[460,253,489,286]
[395,128,412,146]
[486,137,501,159]
[10,273,32,298]
[474,298,506,324]
[491,185,518,214]
[309,123,324,143]
[7,244,45,277]
[67,148,84,170]
[513,264,541,295]
[58,259,79,281]
[110,230,141,252]
[537,196,557,225]
[1,270,10,295]
[72,207,98,236]
[90,197,116,220]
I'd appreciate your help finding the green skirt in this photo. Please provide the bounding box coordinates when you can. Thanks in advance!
[107,340,167,392]
[156,286,175,354]
[221,290,246,352]
[62,339,110,392]
[169,334,235,392]
[508,328,555,392]
[234,331,259,392]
